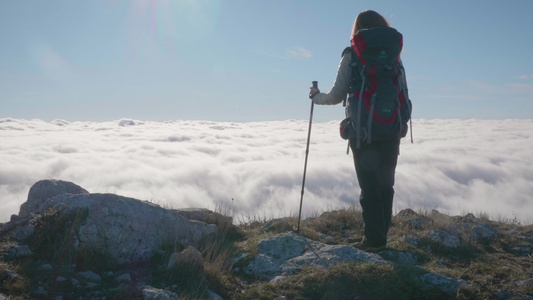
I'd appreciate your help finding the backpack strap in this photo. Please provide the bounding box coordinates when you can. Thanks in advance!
[356,69,366,149]
[398,60,414,144]
[342,46,368,149]
[341,47,361,107]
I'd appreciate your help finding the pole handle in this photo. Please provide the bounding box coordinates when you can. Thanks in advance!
[312,81,318,89]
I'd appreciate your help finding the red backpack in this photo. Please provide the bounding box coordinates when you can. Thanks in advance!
[340,26,412,149]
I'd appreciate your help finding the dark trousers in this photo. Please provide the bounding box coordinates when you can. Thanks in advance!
[350,139,399,247]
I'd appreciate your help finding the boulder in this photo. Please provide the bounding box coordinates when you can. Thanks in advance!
[279,242,386,277]
[396,208,419,218]
[167,246,204,270]
[7,245,32,258]
[470,223,499,243]
[429,229,461,248]
[19,179,89,218]
[116,273,132,282]
[493,290,533,300]
[244,232,387,281]
[141,286,179,300]
[244,232,308,279]
[404,235,419,246]
[406,218,433,230]
[207,289,223,300]
[76,271,102,282]
[378,250,418,265]
[9,180,217,264]
[419,273,467,296]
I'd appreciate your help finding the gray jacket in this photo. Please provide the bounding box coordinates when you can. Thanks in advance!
[312,49,407,105]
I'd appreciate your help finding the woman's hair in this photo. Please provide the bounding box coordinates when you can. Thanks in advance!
[352,10,390,36]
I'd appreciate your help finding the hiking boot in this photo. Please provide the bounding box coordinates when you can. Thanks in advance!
[354,239,386,252]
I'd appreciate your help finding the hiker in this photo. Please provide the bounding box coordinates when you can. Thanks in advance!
[309,10,412,248]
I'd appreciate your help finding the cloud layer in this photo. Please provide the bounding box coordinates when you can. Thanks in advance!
[1,118,532,224]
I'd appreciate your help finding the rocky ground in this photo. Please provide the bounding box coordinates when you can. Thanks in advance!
[1,180,532,299]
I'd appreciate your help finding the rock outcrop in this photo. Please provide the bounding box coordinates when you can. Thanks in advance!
[18,179,89,218]
[3,180,217,264]
[243,232,387,282]
[419,273,467,296]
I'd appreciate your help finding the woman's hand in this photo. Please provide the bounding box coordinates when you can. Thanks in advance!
[309,87,320,99]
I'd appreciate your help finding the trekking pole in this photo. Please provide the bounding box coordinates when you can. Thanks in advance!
[297,81,317,234]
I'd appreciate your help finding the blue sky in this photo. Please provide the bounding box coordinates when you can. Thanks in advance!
[1,0,532,122]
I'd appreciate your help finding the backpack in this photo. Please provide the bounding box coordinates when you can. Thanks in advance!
[339,26,412,150]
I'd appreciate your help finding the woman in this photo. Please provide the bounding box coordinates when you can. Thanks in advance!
[309,10,410,248]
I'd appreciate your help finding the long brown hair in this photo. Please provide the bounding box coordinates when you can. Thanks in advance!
[352,10,390,36]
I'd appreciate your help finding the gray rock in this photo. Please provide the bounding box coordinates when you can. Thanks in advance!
[167,246,204,270]
[280,243,387,276]
[116,273,132,282]
[419,273,467,295]
[462,213,478,223]
[56,276,67,282]
[15,180,217,264]
[406,217,433,230]
[436,259,448,268]
[320,233,335,243]
[8,245,33,258]
[404,235,419,246]
[244,232,308,279]
[245,232,387,281]
[38,264,54,271]
[429,229,461,248]
[471,223,499,243]
[141,286,179,300]
[447,225,463,237]
[514,278,533,288]
[257,232,309,261]
[76,271,102,282]
[270,276,286,283]
[378,250,418,265]
[34,286,47,296]
[508,244,533,256]
[19,179,89,218]
[71,278,80,287]
[343,231,354,239]
[494,290,533,300]
[207,289,223,300]
[10,214,21,222]
[396,208,419,218]
[459,222,472,233]
[12,223,36,241]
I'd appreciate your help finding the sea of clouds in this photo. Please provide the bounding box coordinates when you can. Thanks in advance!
[1,118,532,224]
